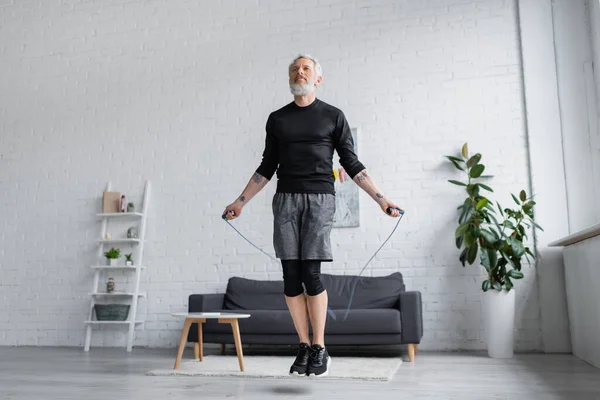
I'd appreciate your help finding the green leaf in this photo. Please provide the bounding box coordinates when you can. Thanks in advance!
[496,201,504,217]
[501,251,516,270]
[448,180,467,187]
[467,153,482,168]
[455,235,464,249]
[446,155,464,163]
[477,183,494,192]
[459,204,475,224]
[470,164,485,178]
[464,230,475,247]
[492,281,502,291]
[533,221,544,231]
[445,155,465,171]
[489,227,500,240]
[480,229,497,244]
[455,223,470,238]
[476,198,489,210]
[508,237,525,258]
[459,247,468,266]
[505,277,513,291]
[519,190,527,202]
[511,193,521,205]
[467,243,479,264]
[504,220,516,230]
[508,269,524,279]
[450,160,465,171]
[467,184,480,197]
[482,280,490,292]
[462,143,469,159]
[525,247,535,258]
[480,249,490,271]
[480,247,498,272]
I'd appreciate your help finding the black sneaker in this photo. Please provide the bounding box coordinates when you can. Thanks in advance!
[289,342,311,376]
[306,344,331,377]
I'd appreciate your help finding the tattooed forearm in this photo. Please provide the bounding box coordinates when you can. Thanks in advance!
[238,195,246,203]
[353,169,388,204]
[252,172,264,184]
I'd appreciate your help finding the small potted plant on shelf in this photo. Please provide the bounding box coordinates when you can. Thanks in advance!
[125,253,134,266]
[127,202,135,213]
[104,247,121,266]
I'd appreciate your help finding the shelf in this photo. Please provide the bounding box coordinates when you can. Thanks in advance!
[99,239,140,244]
[84,320,144,325]
[90,292,147,297]
[91,265,146,270]
[97,212,144,218]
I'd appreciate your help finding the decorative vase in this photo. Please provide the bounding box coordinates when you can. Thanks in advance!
[106,277,115,293]
[482,288,516,358]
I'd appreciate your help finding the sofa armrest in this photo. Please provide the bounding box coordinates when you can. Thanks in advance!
[188,293,225,313]
[398,291,423,344]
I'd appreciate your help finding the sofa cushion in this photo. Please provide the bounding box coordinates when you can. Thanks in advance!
[202,309,401,335]
[325,308,401,334]
[222,273,405,312]
[223,277,288,311]
[321,272,405,309]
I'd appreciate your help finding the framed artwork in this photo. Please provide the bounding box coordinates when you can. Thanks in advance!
[333,127,360,227]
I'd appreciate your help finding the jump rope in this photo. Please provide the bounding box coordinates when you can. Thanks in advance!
[222,207,405,321]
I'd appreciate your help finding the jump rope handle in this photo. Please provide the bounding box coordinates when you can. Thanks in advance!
[386,207,405,215]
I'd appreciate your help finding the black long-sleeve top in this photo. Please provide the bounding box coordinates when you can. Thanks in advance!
[255,99,365,194]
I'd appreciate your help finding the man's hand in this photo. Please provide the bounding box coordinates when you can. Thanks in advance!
[222,198,244,221]
[379,199,403,217]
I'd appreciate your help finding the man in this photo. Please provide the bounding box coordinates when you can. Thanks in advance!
[222,54,403,377]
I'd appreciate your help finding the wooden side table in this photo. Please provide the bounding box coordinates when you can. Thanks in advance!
[171,312,251,371]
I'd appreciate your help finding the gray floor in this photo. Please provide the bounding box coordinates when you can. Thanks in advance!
[1,345,600,400]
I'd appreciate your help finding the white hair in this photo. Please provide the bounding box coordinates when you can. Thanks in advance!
[288,53,323,78]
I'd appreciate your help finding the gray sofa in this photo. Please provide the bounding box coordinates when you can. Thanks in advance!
[187,272,423,360]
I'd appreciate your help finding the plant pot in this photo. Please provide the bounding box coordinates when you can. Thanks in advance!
[107,258,118,266]
[126,260,133,266]
[127,205,134,213]
[482,288,516,358]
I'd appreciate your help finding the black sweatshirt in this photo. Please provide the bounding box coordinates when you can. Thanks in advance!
[255,98,365,195]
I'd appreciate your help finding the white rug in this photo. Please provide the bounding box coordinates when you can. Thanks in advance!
[147,355,402,381]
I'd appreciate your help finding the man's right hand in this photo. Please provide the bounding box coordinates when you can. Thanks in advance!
[222,201,243,221]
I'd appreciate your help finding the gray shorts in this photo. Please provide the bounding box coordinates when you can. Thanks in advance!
[272,192,336,261]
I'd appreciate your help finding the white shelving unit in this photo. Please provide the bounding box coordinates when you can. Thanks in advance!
[84,180,151,352]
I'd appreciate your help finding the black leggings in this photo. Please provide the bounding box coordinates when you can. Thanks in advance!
[282,260,325,297]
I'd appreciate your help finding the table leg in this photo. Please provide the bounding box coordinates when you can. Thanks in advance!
[174,318,192,369]
[219,318,244,372]
[230,320,244,372]
[197,319,204,361]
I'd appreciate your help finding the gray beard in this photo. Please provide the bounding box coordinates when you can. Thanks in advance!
[289,82,315,96]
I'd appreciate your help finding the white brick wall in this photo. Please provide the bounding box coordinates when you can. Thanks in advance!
[0,0,543,351]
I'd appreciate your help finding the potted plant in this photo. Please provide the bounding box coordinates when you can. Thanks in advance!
[125,253,133,266]
[104,247,121,266]
[127,202,135,213]
[446,143,543,359]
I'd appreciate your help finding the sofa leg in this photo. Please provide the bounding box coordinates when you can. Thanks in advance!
[408,344,417,362]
